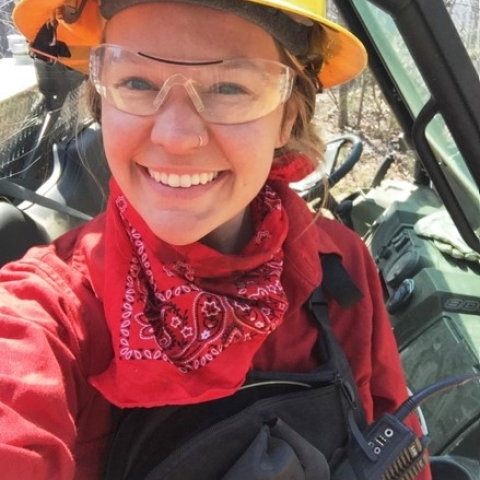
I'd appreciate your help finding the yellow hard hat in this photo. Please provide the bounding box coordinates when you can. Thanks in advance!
[12,0,367,88]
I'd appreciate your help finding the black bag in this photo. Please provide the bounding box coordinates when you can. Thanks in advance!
[103,255,366,480]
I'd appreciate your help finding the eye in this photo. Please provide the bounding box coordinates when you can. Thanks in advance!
[209,82,248,95]
[116,77,157,92]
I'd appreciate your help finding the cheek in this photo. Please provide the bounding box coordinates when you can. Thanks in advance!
[101,107,126,165]
[216,110,285,167]
[101,105,148,166]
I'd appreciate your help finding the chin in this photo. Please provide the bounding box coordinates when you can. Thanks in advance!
[145,213,223,248]
[149,227,204,247]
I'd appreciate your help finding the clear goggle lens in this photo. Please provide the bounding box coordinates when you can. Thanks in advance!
[89,44,295,124]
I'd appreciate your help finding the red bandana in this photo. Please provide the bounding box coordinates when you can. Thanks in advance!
[269,152,315,182]
[90,179,290,407]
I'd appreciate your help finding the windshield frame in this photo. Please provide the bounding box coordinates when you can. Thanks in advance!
[335,0,480,253]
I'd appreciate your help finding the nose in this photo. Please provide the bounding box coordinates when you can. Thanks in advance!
[150,85,208,154]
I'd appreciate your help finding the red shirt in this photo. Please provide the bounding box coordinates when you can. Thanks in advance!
[0,209,431,479]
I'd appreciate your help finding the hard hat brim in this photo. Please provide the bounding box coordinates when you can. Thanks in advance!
[253,0,367,87]
[13,0,367,87]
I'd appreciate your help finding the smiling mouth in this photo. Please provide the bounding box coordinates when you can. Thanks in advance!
[147,169,219,188]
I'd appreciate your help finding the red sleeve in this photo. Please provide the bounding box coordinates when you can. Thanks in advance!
[0,251,111,480]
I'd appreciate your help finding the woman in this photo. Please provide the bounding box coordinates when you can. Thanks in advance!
[2,0,431,479]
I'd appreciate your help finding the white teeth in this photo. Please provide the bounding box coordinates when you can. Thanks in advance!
[148,169,218,188]
[191,174,200,185]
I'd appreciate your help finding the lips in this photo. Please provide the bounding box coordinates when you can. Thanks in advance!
[147,169,219,188]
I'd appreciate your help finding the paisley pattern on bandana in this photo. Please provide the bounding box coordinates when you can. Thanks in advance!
[113,183,288,373]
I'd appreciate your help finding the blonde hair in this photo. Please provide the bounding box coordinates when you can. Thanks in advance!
[275,46,325,170]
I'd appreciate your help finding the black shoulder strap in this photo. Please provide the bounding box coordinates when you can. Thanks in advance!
[320,254,364,309]
[306,254,367,432]
[306,253,364,372]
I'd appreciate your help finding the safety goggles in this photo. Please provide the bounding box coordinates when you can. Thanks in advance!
[89,44,295,124]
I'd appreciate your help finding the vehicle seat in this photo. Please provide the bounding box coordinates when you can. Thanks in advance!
[0,201,49,267]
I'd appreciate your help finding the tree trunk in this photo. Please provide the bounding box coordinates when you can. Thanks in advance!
[338,83,350,130]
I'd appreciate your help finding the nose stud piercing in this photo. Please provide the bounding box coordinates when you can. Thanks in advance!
[197,136,203,148]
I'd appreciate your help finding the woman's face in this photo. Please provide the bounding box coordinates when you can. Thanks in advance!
[101,2,294,253]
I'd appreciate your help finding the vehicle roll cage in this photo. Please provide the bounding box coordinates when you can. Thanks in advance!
[336,0,480,254]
